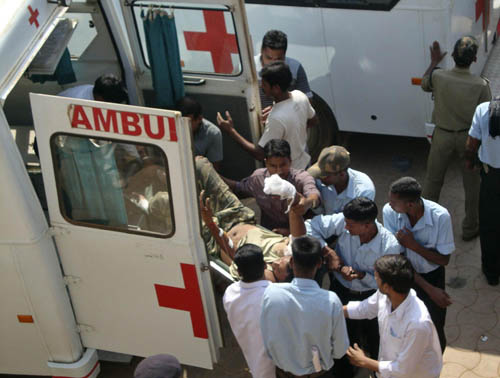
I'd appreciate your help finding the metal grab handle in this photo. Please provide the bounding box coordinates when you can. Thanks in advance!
[183,78,206,86]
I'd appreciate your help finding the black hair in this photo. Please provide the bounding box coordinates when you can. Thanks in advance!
[489,96,500,139]
[260,61,292,92]
[291,236,322,271]
[374,254,414,294]
[389,177,422,202]
[452,36,478,68]
[233,244,266,282]
[262,30,287,52]
[343,197,378,223]
[176,96,202,119]
[93,74,128,103]
[263,139,291,159]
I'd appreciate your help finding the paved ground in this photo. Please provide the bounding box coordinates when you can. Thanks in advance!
[3,131,499,378]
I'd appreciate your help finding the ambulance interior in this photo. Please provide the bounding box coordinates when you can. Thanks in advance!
[4,0,257,279]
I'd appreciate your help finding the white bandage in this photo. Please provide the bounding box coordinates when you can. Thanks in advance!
[263,174,297,213]
[218,227,234,249]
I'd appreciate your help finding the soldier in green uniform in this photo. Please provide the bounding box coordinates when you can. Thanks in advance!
[421,37,491,241]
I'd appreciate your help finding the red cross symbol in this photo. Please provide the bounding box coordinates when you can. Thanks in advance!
[155,263,208,339]
[28,5,39,28]
[184,10,238,74]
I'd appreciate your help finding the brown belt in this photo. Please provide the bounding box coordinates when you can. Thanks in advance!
[276,366,326,378]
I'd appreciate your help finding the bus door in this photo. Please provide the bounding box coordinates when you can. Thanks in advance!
[120,0,260,180]
[30,93,222,368]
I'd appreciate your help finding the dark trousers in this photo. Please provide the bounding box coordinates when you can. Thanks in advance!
[331,279,378,378]
[479,167,500,280]
[414,266,446,352]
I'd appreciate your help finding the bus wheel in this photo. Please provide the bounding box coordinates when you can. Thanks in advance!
[307,92,338,164]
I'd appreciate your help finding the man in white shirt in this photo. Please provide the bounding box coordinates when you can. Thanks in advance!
[344,254,442,378]
[216,62,318,169]
[58,73,128,103]
[465,98,500,286]
[383,177,454,351]
[308,145,375,215]
[303,197,402,377]
[223,244,275,378]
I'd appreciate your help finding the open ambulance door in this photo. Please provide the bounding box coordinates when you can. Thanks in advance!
[30,93,223,368]
[118,0,261,180]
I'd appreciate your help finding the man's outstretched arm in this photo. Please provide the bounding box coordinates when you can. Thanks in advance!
[217,111,265,161]
[199,190,236,265]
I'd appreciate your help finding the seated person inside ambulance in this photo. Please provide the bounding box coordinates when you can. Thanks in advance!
[176,96,223,171]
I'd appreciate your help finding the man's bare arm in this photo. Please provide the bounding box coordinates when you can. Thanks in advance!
[414,273,452,308]
[221,175,238,191]
[199,191,236,265]
[217,111,265,161]
[289,198,307,237]
[423,41,447,77]
[396,228,449,266]
[307,114,319,129]
[465,135,481,170]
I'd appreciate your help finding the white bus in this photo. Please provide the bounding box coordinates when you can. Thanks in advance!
[129,0,500,158]
[244,0,500,143]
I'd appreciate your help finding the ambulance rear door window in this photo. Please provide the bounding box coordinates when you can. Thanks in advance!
[51,134,175,237]
[132,2,242,75]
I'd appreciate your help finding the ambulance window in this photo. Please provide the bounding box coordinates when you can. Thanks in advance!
[132,2,242,75]
[51,134,175,238]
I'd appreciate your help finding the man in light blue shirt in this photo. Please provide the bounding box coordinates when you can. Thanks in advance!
[383,177,454,351]
[260,235,349,377]
[304,197,400,377]
[466,99,500,286]
[308,146,375,215]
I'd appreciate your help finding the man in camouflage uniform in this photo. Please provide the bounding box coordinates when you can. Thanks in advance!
[421,37,491,241]
[195,156,256,259]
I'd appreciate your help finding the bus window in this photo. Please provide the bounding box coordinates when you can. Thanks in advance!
[319,0,400,11]
[245,0,400,11]
[132,2,242,75]
[244,0,315,6]
[51,134,174,237]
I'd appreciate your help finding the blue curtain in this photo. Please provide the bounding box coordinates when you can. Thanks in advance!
[56,137,128,227]
[142,10,185,108]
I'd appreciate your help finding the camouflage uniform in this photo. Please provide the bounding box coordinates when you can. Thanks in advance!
[195,157,256,257]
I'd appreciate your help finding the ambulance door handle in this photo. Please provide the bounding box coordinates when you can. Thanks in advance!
[200,263,210,272]
[76,324,94,333]
[63,275,81,286]
[184,78,206,86]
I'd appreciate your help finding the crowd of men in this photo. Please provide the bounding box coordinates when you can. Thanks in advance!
[58,29,500,378]
[199,32,499,378]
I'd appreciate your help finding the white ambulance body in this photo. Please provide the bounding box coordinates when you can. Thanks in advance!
[242,0,500,139]
[1,0,259,377]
